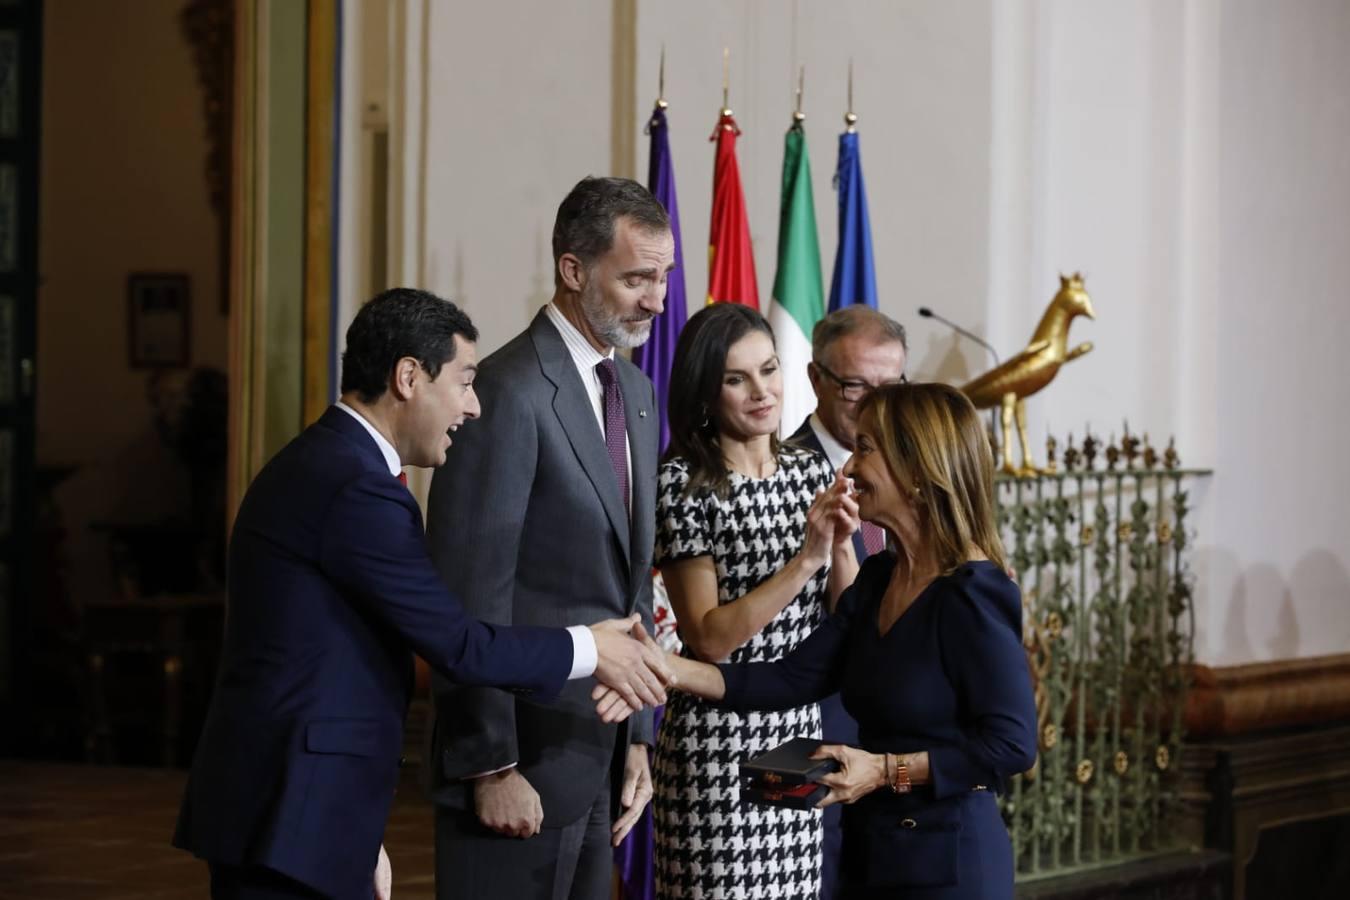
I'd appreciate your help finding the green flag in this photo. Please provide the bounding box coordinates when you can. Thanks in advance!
[768,121,825,436]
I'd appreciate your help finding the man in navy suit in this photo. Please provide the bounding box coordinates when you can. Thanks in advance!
[786,304,906,900]
[174,288,671,900]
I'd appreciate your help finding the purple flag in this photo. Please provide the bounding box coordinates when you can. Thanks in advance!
[614,105,685,900]
[631,105,688,454]
[614,705,664,900]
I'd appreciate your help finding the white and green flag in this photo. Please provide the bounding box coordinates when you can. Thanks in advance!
[768,120,824,438]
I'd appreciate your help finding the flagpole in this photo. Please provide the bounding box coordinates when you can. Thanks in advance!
[794,65,805,126]
[657,43,667,110]
[721,47,732,117]
[845,58,858,133]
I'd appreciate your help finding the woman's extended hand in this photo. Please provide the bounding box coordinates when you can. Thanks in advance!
[810,744,889,808]
[827,472,861,546]
[804,476,861,566]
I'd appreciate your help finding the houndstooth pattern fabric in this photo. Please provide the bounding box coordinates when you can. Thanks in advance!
[652,448,832,900]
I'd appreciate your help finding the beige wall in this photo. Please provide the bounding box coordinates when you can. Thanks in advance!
[414,0,616,354]
[977,0,1350,664]
[39,0,228,604]
[38,0,227,465]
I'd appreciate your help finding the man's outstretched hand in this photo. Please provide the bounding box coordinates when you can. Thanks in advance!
[591,622,671,722]
[590,615,675,721]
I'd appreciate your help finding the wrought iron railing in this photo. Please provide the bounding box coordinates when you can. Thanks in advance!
[993,443,1211,879]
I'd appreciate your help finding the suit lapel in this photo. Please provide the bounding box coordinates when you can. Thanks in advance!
[530,312,632,565]
[786,416,822,455]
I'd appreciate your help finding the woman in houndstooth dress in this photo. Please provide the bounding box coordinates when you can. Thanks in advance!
[651,305,859,899]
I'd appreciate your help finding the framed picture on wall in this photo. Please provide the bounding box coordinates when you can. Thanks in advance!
[127,272,190,368]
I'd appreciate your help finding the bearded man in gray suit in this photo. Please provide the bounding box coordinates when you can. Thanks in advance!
[424,177,676,900]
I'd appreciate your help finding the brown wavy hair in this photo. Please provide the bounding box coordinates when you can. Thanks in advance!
[854,382,1007,574]
[663,303,781,499]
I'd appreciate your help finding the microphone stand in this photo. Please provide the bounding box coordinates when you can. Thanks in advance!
[918,306,1002,448]
[918,306,1000,366]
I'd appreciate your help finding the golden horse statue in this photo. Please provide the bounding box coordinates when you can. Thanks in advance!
[960,274,1095,475]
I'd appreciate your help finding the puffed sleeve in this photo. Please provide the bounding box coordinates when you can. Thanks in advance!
[927,569,1039,798]
[655,458,714,565]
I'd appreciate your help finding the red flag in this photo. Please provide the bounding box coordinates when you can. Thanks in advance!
[707,111,758,308]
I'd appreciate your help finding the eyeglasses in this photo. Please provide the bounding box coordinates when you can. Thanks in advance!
[812,361,908,402]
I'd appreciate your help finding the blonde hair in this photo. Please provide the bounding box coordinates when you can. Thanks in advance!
[855,382,1007,574]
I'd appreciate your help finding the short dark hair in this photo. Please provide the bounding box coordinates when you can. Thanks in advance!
[552,176,671,287]
[664,303,779,497]
[339,288,479,403]
[811,305,908,360]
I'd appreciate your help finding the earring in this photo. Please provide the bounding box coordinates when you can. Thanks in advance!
[700,407,711,428]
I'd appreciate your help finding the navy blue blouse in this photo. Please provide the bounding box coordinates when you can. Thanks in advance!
[720,552,1037,793]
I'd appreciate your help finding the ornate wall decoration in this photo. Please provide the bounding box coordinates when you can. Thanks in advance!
[180,0,234,314]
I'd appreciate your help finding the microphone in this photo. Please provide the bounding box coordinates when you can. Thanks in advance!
[918,307,1000,366]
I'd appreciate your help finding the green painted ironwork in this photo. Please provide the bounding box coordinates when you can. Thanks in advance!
[994,461,1211,881]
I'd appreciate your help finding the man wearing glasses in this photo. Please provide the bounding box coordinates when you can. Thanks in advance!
[786,303,907,900]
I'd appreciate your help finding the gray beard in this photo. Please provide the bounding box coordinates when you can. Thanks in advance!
[581,285,653,350]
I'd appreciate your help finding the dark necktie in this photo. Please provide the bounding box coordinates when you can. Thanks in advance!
[397,471,408,487]
[594,359,630,515]
[860,521,887,557]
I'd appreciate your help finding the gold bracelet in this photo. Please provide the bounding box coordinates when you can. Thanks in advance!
[891,755,912,794]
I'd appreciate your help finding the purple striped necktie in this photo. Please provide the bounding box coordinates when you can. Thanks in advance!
[594,359,630,516]
[860,521,887,557]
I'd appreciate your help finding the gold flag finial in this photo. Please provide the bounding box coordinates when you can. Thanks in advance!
[721,47,732,116]
[844,59,858,132]
[656,44,668,110]
[793,65,805,124]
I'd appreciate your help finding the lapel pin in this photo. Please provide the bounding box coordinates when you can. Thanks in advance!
[639,410,648,418]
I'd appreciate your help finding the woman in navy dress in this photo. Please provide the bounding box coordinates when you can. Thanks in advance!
[609,382,1037,898]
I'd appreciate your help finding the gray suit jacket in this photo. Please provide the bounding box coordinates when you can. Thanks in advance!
[424,309,657,827]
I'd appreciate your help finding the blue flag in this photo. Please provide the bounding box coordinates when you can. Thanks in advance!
[632,105,688,453]
[827,131,878,310]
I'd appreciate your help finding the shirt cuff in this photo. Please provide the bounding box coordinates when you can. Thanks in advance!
[460,763,517,780]
[566,625,598,680]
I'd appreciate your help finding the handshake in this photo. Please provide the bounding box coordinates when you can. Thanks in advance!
[587,615,675,722]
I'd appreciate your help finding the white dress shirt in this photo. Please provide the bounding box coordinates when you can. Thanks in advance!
[808,412,852,472]
[333,401,597,679]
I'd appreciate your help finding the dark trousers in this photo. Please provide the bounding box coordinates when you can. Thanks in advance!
[819,691,859,900]
[435,782,612,900]
[208,863,328,900]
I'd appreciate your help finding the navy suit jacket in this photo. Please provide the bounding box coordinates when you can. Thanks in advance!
[173,406,574,900]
